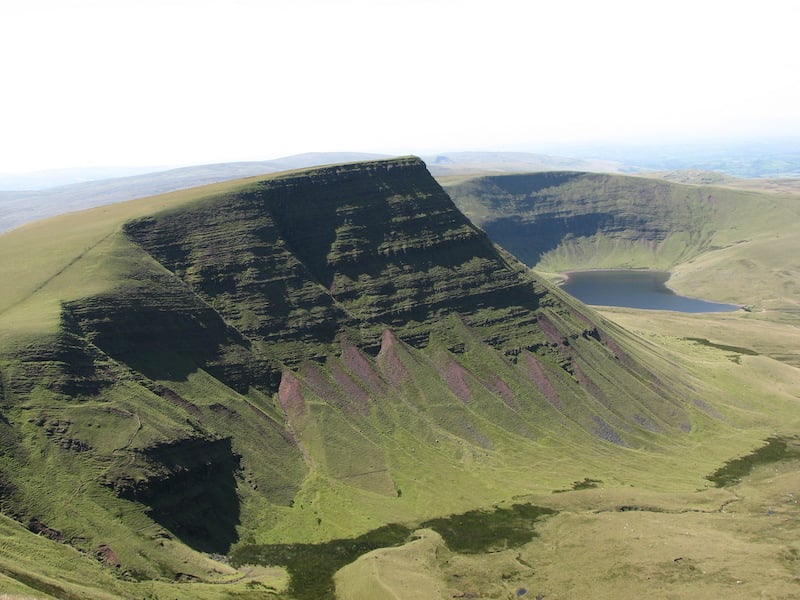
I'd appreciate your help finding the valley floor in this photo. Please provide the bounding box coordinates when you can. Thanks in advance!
[336,466,800,600]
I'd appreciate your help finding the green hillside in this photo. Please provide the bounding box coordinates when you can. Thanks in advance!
[1,158,798,598]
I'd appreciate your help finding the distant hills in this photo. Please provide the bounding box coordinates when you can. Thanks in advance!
[541,138,800,179]
[424,151,624,176]
[0,153,389,233]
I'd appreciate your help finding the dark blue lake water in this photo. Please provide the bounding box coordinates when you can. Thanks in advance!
[560,270,740,312]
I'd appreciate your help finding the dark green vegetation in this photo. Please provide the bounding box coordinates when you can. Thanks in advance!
[419,503,555,554]
[705,436,800,487]
[553,477,603,493]
[231,524,413,600]
[684,337,758,364]
[684,337,758,356]
[231,502,554,599]
[0,156,798,598]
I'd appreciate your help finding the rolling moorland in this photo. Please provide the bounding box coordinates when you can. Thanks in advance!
[0,157,800,599]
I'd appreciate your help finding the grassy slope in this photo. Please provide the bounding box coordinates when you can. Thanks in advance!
[333,172,800,599]
[1,162,800,598]
[334,308,800,599]
[0,178,299,595]
[0,179,253,340]
[0,512,288,599]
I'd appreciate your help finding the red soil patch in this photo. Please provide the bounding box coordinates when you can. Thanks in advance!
[488,377,517,408]
[522,353,561,409]
[331,362,371,415]
[341,339,385,395]
[536,314,567,349]
[299,360,369,415]
[376,329,409,385]
[277,370,306,419]
[96,544,121,568]
[442,359,472,403]
[299,361,345,408]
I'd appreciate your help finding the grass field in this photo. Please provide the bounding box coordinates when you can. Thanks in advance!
[337,471,800,599]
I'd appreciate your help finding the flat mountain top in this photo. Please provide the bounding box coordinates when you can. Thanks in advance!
[0,151,627,234]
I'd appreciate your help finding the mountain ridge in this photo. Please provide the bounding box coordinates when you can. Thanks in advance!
[0,152,629,234]
[0,156,727,591]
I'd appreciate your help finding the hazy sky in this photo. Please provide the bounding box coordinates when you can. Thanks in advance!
[2,0,798,172]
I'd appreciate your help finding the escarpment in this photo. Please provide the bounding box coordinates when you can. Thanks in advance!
[123,157,542,357]
[0,157,701,567]
[112,157,693,452]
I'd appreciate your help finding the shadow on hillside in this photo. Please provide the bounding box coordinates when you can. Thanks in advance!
[483,212,610,267]
[120,438,242,554]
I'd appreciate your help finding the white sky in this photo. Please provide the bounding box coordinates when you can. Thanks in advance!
[1,0,798,172]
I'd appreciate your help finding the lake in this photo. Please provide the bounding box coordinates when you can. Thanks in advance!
[560,270,740,312]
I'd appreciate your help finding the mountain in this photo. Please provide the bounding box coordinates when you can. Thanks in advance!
[0,157,748,597]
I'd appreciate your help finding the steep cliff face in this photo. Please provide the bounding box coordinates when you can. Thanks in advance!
[113,156,691,472]
[123,157,542,358]
[0,157,700,572]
